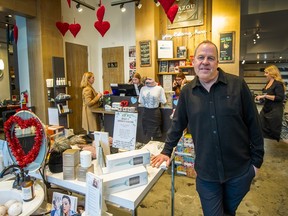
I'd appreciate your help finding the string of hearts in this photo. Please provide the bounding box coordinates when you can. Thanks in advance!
[56,0,110,38]
[57,0,178,38]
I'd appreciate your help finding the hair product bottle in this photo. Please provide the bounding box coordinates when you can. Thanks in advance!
[21,172,35,202]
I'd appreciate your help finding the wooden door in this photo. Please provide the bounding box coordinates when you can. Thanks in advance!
[102,47,124,92]
[65,42,88,134]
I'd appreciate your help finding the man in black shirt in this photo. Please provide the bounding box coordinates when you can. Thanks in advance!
[151,40,264,215]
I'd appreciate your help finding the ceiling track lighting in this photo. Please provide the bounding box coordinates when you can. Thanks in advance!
[72,0,95,10]
[136,1,142,9]
[111,0,138,6]
[76,3,83,12]
[154,0,160,7]
[120,4,126,12]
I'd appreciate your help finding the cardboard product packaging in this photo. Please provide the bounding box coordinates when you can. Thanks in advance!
[106,149,150,173]
[63,149,80,167]
[63,165,77,180]
[102,166,148,194]
[77,164,94,182]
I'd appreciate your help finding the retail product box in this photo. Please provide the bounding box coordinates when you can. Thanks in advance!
[102,166,148,194]
[106,149,150,173]
[77,164,94,182]
[63,165,77,180]
[63,149,80,167]
[46,125,64,136]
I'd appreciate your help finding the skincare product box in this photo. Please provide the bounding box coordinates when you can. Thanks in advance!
[102,166,148,194]
[63,166,77,180]
[106,149,150,173]
[77,164,94,182]
[63,149,80,167]
[112,102,121,109]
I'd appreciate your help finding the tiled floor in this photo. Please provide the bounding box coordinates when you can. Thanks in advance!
[137,138,288,216]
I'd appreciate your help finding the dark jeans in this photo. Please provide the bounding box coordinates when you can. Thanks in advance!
[196,165,255,216]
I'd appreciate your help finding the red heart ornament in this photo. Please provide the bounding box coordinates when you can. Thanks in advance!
[56,21,69,36]
[94,20,110,37]
[97,5,105,22]
[158,0,175,13]
[4,116,43,168]
[166,5,179,23]
[67,0,71,8]
[13,25,18,44]
[69,23,81,38]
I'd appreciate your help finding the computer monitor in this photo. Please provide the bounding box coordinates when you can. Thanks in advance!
[110,83,139,96]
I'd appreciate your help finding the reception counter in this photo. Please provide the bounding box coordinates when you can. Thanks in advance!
[92,107,173,144]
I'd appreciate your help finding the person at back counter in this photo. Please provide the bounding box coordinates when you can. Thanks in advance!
[172,72,187,97]
[130,72,144,91]
[151,40,264,216]
[80,72,102,136]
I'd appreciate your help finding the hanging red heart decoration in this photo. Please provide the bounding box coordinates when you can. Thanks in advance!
[56,21,69,36]
[97,5,105,22]
[69,23,81,38]
[158,0,175,13]
[67,0,71,8]
[13,25,18,44]
[166,5,179,23]
[94,21,110,37]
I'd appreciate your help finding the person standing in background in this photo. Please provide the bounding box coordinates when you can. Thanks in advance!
[255,65,286,141]
[172,72,187,97]
[81,72,102,134]
[131,72,144,91]
[151,40,264,215]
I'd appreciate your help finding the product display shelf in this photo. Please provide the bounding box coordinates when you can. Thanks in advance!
[157,58,194,91]
[174,133,196,177]
[47,57,71,128]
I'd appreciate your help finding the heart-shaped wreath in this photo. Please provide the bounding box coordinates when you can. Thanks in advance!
[4,115,44,168]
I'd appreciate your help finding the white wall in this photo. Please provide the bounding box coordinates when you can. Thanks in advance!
[61,0,136,92]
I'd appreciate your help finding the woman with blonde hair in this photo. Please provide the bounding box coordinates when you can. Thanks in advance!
[256,65,286,141]
[81,72,102,134]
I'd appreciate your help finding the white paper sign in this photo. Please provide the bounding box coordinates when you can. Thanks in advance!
[112,112,138,150]
[85,173,104,216]
[157,40,173,58]
[163,74,173,91]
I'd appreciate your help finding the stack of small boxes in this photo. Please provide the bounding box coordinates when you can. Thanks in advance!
[174,133,196,178]
[62,149,80,180]
[77,151,94,182]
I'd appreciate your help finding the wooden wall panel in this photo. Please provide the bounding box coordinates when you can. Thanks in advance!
[0,0,37,17]
[26,0,63,123]
[136,0,212,81]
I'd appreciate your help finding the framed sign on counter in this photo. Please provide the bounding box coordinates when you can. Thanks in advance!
[112,111,138,150]
[139,40,151,67]
[219,31,235,63]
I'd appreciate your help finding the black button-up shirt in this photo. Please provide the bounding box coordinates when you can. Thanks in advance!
[161,68,264,182]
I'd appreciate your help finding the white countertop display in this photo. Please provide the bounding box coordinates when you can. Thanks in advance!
[32,141,166,211]
[0,180,44,216]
